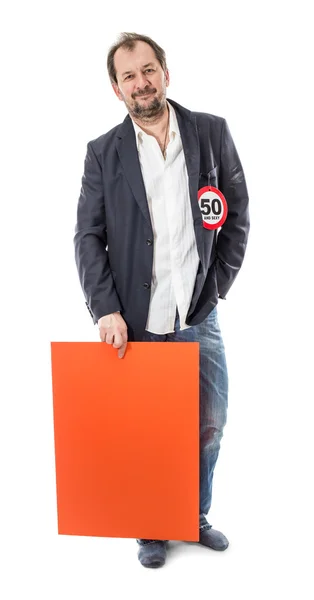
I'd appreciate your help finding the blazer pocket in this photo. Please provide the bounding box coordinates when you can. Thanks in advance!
[208,166,218,186]
[199,166,218,188]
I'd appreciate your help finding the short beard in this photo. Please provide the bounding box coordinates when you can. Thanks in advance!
[122,89,167,123]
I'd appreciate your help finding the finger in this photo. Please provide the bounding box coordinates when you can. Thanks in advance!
[112,331,123,349]
[118,340,127,359]
[121,330,128,343]
[99,326,110,343]
[99,330,106,342]
[105,331,114,345]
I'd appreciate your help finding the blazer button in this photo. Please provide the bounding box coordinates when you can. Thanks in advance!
[146,239,153,245]
[143,282,151,289]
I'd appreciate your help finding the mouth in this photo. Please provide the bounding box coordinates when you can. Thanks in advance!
[136,92,155,99]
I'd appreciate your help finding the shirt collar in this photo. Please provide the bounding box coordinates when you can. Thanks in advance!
[131,101,179,149]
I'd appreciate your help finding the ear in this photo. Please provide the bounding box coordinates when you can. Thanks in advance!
[112,82,123,101]
[165,68,170,88]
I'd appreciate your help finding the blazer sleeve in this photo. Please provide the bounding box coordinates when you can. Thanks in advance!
[73,141,122,324]
[216,119,250,298]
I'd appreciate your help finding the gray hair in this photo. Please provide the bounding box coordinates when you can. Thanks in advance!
[107,32,167,84]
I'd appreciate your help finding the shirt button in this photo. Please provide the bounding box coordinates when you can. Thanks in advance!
[146,239,153,245]
[143,282,151,289]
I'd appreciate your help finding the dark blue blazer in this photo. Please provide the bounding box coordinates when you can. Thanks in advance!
[74,98,250,341]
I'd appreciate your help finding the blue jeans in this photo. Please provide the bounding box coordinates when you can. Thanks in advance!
[137,305,228,544]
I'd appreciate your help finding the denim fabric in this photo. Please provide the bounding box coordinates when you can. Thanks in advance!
[137,305,228,544]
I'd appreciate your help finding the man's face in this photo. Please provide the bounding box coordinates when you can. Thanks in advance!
[112,41,169,120]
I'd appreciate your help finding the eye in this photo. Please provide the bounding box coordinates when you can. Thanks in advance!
[124,74,133,81]
[145,69,154,73]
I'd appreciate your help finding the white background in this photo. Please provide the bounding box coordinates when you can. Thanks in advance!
[1,0,313,598]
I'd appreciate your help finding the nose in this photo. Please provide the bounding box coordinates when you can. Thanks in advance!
[135,71,150,91]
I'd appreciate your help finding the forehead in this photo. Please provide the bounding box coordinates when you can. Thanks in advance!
[114,41,158,77]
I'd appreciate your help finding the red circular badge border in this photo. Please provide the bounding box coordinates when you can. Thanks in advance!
[197,186,228,230]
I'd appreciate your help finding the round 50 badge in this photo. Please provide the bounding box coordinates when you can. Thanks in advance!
[197,186,228,230]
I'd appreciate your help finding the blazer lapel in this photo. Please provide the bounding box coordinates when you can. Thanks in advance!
[116,116,153,229]
[168,99,204,267]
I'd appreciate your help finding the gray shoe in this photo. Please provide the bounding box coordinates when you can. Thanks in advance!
[199,527,229,551]
[137,540,167,568]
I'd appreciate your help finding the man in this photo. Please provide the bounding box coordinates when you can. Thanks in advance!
[74,32,250,568]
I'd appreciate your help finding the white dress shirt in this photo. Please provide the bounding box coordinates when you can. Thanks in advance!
[132,101,200,334]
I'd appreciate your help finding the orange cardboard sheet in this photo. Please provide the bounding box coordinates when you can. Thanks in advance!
[51,341,199,541]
